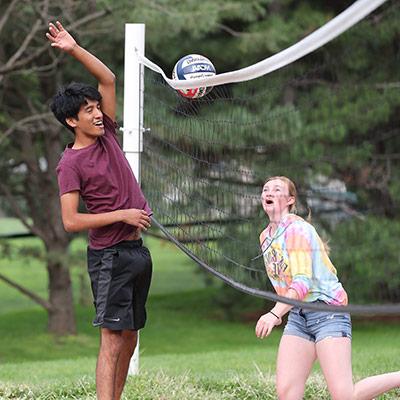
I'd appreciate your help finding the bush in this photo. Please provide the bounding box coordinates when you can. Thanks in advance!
[331,216,400,303]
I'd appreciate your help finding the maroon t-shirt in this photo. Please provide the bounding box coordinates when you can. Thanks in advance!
[56,113,152,249]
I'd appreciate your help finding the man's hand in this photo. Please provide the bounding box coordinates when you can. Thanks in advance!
[46,19,116,119]
[255,312,282,339]
[120,209,151,231]
[46,21,77,53]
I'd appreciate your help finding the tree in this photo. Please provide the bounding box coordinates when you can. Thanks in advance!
[128,0,400,304]
[0,0,110,334]
[1,0,398,331]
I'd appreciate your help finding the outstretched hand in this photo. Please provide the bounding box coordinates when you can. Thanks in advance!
[46,21,77,53]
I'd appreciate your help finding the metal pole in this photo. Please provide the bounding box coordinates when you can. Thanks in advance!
[123,22,145,376]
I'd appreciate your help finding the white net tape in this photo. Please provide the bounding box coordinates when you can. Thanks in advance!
[137,0,387,90]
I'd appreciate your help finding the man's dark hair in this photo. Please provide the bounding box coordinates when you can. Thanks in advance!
[50,82,102,133]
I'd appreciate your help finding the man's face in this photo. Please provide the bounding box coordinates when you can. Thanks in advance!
[67,99,104,137]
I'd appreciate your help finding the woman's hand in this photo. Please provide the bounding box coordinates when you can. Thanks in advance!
[255,312,282,339]
[46,21,77,53]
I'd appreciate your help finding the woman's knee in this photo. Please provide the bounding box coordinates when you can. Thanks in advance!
[328,383,353,400]
[276,379,305,400]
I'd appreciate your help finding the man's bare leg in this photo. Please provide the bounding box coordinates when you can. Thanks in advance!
[96,328,125,400]
[113,330,138,400]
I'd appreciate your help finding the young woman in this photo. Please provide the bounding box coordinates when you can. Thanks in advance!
[256,176,400,400]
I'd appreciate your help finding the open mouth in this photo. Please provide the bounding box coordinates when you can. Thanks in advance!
[265,199,274,205]
[94,120,104,128]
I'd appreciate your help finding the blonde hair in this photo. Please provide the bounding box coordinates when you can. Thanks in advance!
[264,176,297,213]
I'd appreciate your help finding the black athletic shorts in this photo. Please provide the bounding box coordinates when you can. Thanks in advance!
[87,239,152,331]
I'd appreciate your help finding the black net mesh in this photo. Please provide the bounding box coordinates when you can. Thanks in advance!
[141,2,400,314]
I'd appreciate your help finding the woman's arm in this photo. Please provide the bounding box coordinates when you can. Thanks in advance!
[255,288,299,339]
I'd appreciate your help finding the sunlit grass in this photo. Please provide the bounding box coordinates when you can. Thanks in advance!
[0,233,399,399]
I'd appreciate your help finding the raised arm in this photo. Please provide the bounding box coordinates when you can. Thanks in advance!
[46,21,116,120]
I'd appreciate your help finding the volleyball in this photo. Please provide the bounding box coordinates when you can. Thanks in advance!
[172,54,216,99]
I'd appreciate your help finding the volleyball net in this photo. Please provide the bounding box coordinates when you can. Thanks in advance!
[138,0,400,314]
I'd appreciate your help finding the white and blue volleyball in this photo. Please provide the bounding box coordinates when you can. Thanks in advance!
[172,54,216,99]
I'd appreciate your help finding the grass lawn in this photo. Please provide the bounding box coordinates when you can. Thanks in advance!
[0,233,399,399]
[0,218,29,236]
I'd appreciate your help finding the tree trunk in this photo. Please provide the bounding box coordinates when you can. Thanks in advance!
[46,245,76,335]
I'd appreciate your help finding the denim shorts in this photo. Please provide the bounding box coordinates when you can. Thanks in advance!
[283,304,352,343]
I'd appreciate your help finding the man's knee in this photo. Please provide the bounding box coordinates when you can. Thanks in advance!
[122,330,138,357]
[100,329,125,355]
[100,328,138,360]
[123,330,137,341]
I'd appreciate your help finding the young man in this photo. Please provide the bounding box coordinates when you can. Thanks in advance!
[47,21,152,400]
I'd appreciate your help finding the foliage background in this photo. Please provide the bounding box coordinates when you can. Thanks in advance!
[0,0,399,332]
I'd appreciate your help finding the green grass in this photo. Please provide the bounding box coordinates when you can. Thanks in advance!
[0,235,207,314]
[0,218,29,236]
[0,371,316,400]
[1,355,399,399]
[0,312,398,399]
[0,372,324,400]
[0,234,399,399]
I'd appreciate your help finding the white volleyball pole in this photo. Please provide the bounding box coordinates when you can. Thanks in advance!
[123,23,145,376]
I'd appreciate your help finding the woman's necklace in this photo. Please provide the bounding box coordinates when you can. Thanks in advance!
[268,223,278,237]
[251,213,293,264]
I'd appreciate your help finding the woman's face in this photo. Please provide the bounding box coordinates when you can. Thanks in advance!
[261,178,294,218]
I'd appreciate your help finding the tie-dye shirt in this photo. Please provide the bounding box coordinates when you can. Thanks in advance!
[260,214,348,305]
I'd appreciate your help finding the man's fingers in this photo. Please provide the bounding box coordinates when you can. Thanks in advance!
[138,217,151,229]
[124,209,152,227]
[56,21,64,31]
[141,215,151,224]
[48,23,59,35]
[46,33,56,42]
